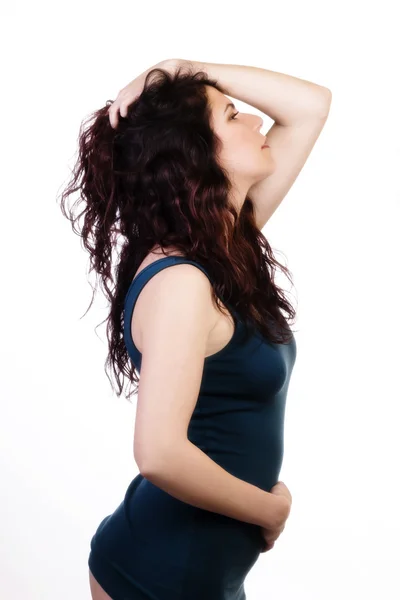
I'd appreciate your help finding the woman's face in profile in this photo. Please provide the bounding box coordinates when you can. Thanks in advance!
[207,85,275,195]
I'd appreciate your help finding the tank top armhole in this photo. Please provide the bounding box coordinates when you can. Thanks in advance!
[123,256,240,366]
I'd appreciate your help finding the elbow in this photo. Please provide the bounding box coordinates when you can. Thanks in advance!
[319,87,332,117]
[137,457,159,479]
[135,451,158,477]
[135,444,177,478]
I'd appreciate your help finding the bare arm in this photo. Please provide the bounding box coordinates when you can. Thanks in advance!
[142,441,288,530]
[173,58,331,125]
[133,263,288,531]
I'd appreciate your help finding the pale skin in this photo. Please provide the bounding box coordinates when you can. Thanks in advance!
[89,57,325,598]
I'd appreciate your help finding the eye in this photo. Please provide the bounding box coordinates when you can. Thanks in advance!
[230,111,239,120]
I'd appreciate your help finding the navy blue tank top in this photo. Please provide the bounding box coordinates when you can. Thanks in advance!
[88,256,297,600]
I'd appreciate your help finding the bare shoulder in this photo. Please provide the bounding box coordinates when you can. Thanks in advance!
[137,260,217,341]
[132,248,219,351]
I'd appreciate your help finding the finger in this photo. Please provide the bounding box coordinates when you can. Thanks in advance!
[109,107,119,129]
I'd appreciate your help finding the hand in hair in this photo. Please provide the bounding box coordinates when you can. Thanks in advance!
[108,58,179,129]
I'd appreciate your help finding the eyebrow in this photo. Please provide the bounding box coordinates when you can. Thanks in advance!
[223,102,236,115]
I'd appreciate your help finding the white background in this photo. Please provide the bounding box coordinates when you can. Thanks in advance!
[1,1,399,598]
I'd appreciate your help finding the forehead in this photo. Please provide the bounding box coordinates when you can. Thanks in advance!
[206,86,230,114]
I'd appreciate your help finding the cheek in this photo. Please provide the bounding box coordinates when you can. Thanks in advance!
[221,133,264,171]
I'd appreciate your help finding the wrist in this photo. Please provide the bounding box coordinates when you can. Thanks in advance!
[161,58,181,70]
[264,493,290,529]
[165,58,202,73]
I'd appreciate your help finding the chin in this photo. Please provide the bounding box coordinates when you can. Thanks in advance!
[262,157,276,177]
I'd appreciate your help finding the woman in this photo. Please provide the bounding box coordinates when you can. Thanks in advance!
[59,58,331,599]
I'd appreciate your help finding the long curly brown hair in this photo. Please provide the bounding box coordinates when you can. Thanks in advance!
[57,63,298,402]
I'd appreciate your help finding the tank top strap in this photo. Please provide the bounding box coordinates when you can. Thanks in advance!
[123,256,237,363]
